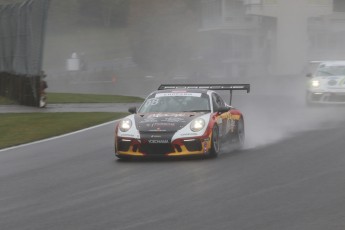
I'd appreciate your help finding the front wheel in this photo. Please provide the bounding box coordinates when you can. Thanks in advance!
[209,125,221,158]
[305,92,317,107]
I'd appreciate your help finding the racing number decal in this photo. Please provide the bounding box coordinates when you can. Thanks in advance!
[145,98,159,106]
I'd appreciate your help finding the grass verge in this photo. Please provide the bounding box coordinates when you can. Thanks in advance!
[0,112,127,149]
[0,93,144,105]
[47,93,144,103]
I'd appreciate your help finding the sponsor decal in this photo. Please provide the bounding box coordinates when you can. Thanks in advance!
[181,133,198,136]
[140,117,158,123]
[328,79,337,86]
[119,133,139,138]
[148,128,165,131]
[217,117,222,124]
[120,134,135,137]
[152,123,176,127]
[203,141,208,153]
[155,92,202,97]
[230,120,236,132]
[149,113,190,118]
[230,85,245,89]
[161,117,186,122]
[148,140,169,144]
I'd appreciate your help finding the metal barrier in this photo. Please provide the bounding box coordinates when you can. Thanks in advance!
[0,0,50,107]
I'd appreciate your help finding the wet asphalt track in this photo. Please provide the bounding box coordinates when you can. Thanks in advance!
[1,93,345,230]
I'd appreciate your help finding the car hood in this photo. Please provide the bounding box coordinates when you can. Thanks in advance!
[134,112,207,132]
[314,75,345,88]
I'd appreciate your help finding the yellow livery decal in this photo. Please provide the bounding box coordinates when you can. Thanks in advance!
[339,77,345,86]
[231,114,241,120]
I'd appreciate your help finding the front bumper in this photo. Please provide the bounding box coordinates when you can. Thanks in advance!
[115,135,212,157]
[307,91,345,104]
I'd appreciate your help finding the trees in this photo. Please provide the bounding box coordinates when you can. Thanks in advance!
[46,0,80,32]
[128,0,201,74]
[78,0,129,27]
[47,0,129,32]
[45,0,201,75]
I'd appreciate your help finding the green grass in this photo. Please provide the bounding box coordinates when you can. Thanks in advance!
[0,93,144,105]
[0,93,140,149]
[47,93,144,103]
[0,112,127,149]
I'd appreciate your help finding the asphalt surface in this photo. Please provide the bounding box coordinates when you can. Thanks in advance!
[1,94,345,230]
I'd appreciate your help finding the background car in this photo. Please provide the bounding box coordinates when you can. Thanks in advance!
[115,84,250,159]
[306,61,345,105]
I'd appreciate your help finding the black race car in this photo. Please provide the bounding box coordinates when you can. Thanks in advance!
[115,84,250,159]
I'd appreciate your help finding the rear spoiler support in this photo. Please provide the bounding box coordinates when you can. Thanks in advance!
[158,84,250,106]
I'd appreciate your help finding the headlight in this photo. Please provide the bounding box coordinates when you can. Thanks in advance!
[119,118,132,132]
[311,80,320,88]
[190,118,205,132]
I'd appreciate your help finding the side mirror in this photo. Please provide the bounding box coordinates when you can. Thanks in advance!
[128,107,137,114]
[306,73,312,78]
[217,106,230,113]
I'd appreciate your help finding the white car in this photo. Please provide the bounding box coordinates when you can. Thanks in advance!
[306,61,345,104]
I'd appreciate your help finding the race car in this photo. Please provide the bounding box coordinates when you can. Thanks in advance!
[114,84,250,159]
[306,61,345,104]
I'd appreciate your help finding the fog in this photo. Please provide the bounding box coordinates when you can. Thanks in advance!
[2,2,345,228]
[42,0,345,148]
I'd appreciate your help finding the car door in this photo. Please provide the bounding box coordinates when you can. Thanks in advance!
[211,93,229,137]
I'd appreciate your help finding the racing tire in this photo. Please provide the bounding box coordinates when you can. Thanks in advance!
[305,92,317,107]
[234,117,245,150]
[209,125,221,158]
[305,92,312,107]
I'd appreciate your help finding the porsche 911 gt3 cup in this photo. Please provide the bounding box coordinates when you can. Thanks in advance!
[306,61,345,104]
[115,84,250,159]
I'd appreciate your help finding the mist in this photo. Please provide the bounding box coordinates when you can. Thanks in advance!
[41,0,345,148]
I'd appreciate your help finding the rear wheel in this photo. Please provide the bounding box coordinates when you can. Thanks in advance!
[235,117,245,150]
[209,125,220,158]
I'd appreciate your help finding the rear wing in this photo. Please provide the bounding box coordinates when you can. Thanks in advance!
[158,84,250,105]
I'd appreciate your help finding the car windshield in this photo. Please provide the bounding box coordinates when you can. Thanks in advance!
[138,92,211,113]
[315,65,345,76]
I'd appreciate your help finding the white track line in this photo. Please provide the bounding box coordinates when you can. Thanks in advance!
[0,120,118,153]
